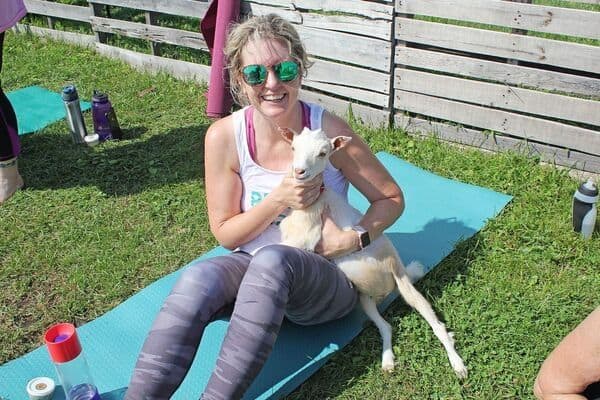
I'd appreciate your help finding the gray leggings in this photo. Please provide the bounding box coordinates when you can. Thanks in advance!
[125,244,358,400]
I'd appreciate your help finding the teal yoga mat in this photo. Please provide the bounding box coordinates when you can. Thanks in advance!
[6,86,91,135]
[0,152,512,400]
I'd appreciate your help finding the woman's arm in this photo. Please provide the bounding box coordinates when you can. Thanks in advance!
[204,117,323,250]
[534,306,600,400]
[316,112,405,259]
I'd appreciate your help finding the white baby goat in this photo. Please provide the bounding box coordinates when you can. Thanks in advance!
[279,127,467,378]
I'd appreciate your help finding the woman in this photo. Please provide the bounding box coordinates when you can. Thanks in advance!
[534,307,600,400]
[126,13,404,400]
[0,0,26,204]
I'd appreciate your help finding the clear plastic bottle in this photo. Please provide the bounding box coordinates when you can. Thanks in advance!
[44,323,101,400]
[573,178,598,239]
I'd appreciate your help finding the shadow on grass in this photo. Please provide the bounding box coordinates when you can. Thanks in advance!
[18,123,208,196]
[286,218,481,399]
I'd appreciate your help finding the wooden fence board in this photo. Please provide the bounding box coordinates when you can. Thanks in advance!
[24,0,91,23]
[300,91,390,126]
[244,4,392,43]
[90,16,208,51]
[395,69,600,127]
[394,90,600,154]
[308,58,389,94]
[301,12,392,40]
[14,23,96,47]
[395,17,600,74]
[299,25,391,71]
[295,0,394,19]
[395,114,600,172]
[303,80,389,107]
[96,43,211,82]
[242,5,392,71]
[89,0,209,18]
[244,0,394,19]
[241,2,301,22]
[396,0,600,40]
[395,47,600,99]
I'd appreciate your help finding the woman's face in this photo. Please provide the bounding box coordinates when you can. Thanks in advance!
[239,37,301,120]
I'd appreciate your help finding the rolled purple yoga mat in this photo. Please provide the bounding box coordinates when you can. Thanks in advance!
[201,0,240,119]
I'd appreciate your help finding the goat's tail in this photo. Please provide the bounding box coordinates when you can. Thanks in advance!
[405,260,426,283]
[390,258,432,314]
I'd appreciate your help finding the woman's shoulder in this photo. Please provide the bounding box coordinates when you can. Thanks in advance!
[205,113,237,150]
[320,109,355,138]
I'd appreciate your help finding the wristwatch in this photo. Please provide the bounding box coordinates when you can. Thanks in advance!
[352,225,371,250]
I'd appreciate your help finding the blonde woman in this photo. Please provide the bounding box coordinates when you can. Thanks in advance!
[126,14,404,399]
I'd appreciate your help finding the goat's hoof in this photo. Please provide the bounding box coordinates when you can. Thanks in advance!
[381,362,395,373]
[381,352,395,372]
[449,354,468,379]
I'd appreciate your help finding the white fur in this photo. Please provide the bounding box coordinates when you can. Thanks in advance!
[279,127,467,378]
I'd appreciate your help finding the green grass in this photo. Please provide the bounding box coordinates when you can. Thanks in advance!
[2,32,599,399]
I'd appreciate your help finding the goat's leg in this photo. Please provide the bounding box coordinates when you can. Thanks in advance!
[393,271,468,378]
[359,293,395,372]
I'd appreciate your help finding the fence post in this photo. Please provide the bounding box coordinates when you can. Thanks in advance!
[89,2,108,44]
[145,11,162,56]
[393,0,413,129]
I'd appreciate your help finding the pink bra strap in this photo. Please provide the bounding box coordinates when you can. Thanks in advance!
[245,107,257,161]
[246,102,311,162]
[302,101,311,129]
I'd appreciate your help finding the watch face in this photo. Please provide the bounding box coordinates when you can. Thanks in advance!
[360,231,370,248]
[354,226,370,248]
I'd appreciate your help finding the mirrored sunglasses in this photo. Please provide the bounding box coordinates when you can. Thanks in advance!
[241,61,299,86]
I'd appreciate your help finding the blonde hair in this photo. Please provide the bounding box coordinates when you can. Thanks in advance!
[224,14,312,105]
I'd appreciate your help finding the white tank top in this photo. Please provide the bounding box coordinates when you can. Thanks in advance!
[232,102,349,254]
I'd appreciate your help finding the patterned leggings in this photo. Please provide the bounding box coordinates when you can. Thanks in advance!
[0,32,20,161]
[125,244,358,400]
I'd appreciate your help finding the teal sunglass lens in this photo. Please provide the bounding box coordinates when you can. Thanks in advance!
[275,61,299,82]
[242,65,268,85]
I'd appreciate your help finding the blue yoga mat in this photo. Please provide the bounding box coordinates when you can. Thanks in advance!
[6,86,91,135]
[0,152,512,400]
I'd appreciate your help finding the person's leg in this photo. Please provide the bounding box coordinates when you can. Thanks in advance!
[202,244,357,400]
[125,252,251,400]
[534,307,600,400]
[0,31,24,203]
[0,31,20,161]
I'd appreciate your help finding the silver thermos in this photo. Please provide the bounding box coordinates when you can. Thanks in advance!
[61,85,87,144]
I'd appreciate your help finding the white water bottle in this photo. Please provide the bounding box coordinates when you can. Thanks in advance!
[572,178,598,239]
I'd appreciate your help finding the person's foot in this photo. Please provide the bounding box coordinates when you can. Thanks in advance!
[0,157,24,204]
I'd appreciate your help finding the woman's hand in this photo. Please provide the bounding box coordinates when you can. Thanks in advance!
[272,173,323,210]
[314,206,359,259]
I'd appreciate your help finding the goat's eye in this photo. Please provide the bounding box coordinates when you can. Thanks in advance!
[291,146,295,151]
[318,152,326,158]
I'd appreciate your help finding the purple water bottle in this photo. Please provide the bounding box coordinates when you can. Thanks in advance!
[91,90,122,141]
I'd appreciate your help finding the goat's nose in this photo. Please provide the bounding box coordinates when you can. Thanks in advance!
[294,168,305,176]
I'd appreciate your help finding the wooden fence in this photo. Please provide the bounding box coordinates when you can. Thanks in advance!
[15,0,600,173]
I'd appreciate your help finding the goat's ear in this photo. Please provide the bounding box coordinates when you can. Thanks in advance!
[279,127,297,143]
[331,136,352,151]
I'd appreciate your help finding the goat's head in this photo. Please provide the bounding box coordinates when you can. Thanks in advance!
[281,127,351,181]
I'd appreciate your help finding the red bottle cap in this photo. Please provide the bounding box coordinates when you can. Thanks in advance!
[44,323,82,363]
